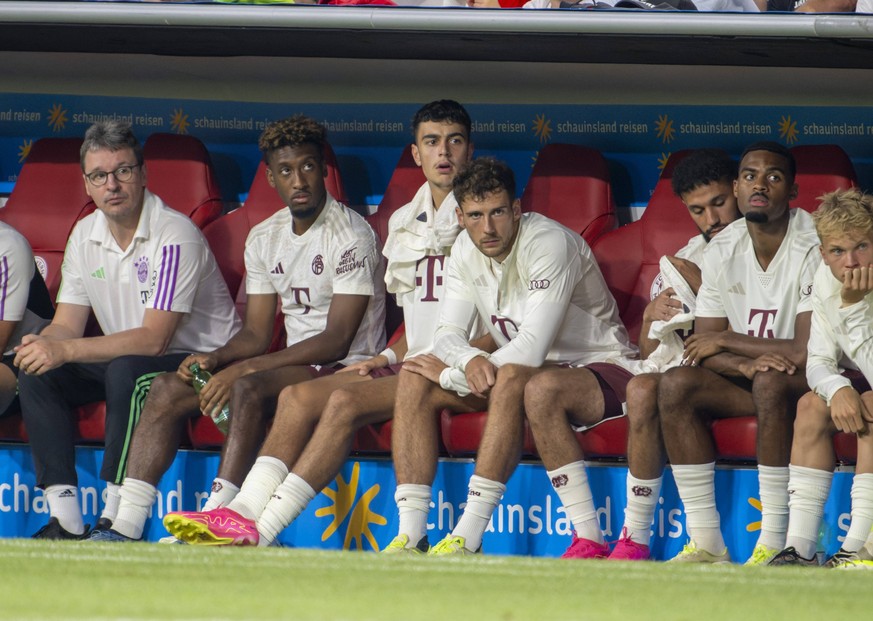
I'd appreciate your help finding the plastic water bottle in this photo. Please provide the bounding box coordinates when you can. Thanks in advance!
[189,362,230,435]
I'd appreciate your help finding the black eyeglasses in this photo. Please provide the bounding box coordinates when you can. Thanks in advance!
[85,164,141,186]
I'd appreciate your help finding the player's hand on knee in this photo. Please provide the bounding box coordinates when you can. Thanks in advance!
[465,355,496,399]
[402,354,447,384]
[339,355,386,376]
[830,387,865,434]
[737,354,793,380]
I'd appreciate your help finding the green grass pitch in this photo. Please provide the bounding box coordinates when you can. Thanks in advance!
[0,539,868,620]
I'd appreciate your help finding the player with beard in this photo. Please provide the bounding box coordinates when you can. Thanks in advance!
[587,149,743,560]
[656,142,820,564]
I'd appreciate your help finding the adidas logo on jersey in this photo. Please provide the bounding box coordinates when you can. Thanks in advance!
[270,263,284,275]
[58,488,76,498]
[90,267,106,280]
[727,282,745,295]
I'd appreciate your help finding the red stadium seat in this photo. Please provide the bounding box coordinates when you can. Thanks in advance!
[142,133,224,229]
[592,150,698,344]
[370,146,425,245]
[790,144,857,213]
[521,143,617,244]
[0,137,96,299]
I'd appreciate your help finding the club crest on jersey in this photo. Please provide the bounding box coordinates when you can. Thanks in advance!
[134,257,150,284]
[312,255,324,275]
[34,256,48,281]
[336,247,367,275]
[650,274,664,300]
[528,279,551,290]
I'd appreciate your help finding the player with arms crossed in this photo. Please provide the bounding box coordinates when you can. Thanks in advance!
[657,141,819,564]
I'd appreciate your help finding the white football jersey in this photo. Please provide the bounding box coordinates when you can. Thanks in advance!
[807,260,872,404]
[0,221,49,355]
[435,212,636,373]
[59,191,240,354]
[695,209,818,339]
[384,184,466,360]
[245,196,386,365]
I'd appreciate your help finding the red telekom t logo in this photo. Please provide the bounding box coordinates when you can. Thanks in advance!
[747,308,777,338]
[415,255,445,302]
[491,315,518,340]
[290,287,312,315]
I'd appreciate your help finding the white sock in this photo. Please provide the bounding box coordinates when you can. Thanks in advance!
[844,473,873,552]
[226,457,289,521]
[785,464,832,559]
[547,461,602,544]
[256,473,316,547]
[201,478,241,512]
[622,474,663,546]
[451,475,505,552]
[672,463,724,554]
[757,465,790,550]
[112,479,158,540]
[395,484,432,546]
[45,485,85,535]
[100,482,121,523]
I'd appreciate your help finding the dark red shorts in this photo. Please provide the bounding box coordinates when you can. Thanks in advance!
[571,362,634,432]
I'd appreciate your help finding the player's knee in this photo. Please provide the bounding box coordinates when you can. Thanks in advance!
[793,391,832,443]
[626,374,660,426]
[657,367,698,414]
[523,369,561,408]
[141,373,190,420]
[323,388,366,428]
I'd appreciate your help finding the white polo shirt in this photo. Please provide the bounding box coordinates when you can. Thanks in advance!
[696,209,819,339]
[807,260,873,405]
[0,222,49,356]
[245,196,386,366]
[435,212,636,381]
[58,191,240,354]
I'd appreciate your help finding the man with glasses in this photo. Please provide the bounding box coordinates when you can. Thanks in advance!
[14,120,241,539]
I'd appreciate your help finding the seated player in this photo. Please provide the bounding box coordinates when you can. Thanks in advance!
[769,188,873,568]
[657,142,819,564]
[387,157,636,556]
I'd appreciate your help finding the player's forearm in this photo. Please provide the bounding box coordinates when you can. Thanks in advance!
[434,325,480,369]
[59,327,171,364]
[242,331,357,373]
[716,331,807,367]
[638,318,661,360]
[699,351,753,377]
[210,327,272,368]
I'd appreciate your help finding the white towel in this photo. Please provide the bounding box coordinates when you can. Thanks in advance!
[619,255,696,375]
[382,184,461,295]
